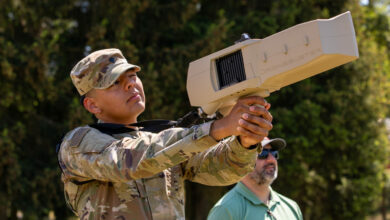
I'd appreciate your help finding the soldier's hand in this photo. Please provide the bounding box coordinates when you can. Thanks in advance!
[210,96,273,148]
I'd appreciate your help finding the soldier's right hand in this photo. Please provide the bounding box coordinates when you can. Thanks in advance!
[209,96,273,148]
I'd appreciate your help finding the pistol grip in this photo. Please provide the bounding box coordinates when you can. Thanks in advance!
[217,90,270,116]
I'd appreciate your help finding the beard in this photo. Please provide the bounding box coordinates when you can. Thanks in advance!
[249,163,278,185]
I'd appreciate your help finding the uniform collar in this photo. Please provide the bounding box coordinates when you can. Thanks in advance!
[236,182,281,207]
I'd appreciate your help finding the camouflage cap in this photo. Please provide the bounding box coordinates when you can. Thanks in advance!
[70,48,141,95]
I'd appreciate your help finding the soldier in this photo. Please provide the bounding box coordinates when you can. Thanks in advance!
[58,48,273,220]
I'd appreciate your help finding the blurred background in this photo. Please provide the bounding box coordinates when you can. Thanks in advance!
[1,0,390,219]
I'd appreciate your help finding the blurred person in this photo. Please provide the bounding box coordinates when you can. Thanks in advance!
[208,137,303,220]
[57,48,273,220]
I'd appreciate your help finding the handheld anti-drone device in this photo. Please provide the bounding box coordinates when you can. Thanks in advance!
[186,11,359,115]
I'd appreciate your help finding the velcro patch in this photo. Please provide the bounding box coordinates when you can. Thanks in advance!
[69,127,91,147]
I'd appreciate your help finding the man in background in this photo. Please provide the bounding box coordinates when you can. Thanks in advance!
[208,137,303,220]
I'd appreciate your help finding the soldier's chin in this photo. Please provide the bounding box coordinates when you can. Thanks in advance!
[132,104,146,117]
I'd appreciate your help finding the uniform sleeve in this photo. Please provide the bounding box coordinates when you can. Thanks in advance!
[182,136,258,186]
[59,122,218,183]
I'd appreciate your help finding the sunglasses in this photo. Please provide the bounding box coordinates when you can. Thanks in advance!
[258,149,279,160]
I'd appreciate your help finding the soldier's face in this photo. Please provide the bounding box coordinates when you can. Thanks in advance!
[87,69,146,124]
[249,145,278,185]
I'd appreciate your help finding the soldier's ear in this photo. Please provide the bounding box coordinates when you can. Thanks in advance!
[83,96,101,114]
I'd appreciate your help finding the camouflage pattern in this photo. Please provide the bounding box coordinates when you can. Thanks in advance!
[58,121,260,220]
[70,48,141,95]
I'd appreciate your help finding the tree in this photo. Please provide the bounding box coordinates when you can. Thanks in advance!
[267,1,390,219]
[0,0,91,218]
[0,0,388,219]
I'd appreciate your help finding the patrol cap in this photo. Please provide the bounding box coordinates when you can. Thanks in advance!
[70,48,141,95]
[261,137,286,150]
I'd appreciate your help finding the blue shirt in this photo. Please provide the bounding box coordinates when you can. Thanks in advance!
[207,182,303,220]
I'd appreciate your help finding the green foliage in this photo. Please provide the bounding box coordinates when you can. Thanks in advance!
[270,1,390,219]
[0,0,90,218]
[0,0,389,219]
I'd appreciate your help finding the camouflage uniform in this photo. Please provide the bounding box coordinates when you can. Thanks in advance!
[60,48,261,219]
[58,122,258,219]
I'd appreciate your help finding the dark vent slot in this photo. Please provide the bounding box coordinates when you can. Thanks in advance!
[216,50,246,89]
